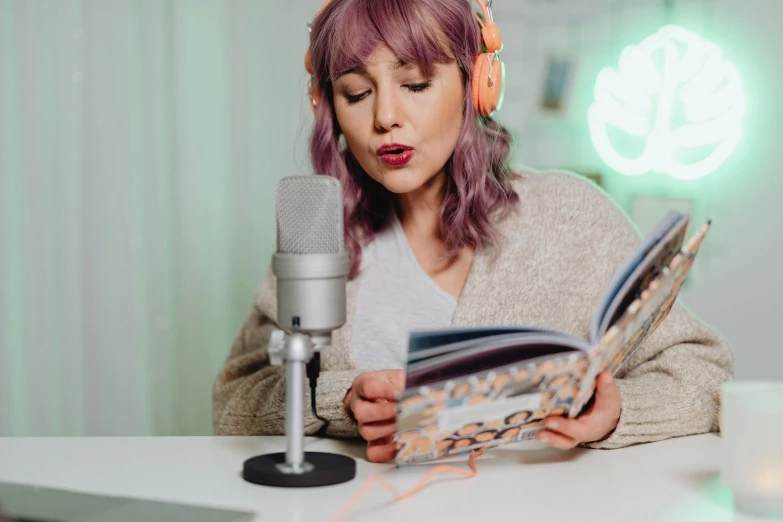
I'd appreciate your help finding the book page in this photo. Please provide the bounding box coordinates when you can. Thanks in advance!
[394,351,590,465]
[590,211,689,344]
[407,328,568,364]
[404,332,589,389]
[569,221,711,417]
[408,327,557,355]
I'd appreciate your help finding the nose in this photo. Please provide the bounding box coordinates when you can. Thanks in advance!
[374,85,403,132]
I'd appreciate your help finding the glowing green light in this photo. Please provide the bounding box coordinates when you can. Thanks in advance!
[588,25,745,180]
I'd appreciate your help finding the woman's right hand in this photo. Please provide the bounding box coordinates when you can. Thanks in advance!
[343,369,405,463]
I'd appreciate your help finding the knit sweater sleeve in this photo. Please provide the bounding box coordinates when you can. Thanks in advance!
[212,271,362,438]
[549,173,734,449]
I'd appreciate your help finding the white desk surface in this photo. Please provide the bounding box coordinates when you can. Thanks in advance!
[0,434,769,522]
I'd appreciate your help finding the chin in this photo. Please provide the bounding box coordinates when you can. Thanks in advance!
[374,168,432,195]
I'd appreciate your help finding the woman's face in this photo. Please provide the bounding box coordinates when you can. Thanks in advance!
[332,45,465,195]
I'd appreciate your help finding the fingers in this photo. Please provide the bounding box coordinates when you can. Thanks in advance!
[540,371,622,447]
[536,429,577,450]
[354,377,400,402]
[383,369,406,389]
[367,436,397,463]
[543,416,592,442]
[595,371,620,407]
[348,371,403,426]
[351,398,396,424]
[585,371,621,433]
[359,420,397,442]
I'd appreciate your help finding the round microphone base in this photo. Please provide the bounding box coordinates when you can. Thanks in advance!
[242,452,356,488]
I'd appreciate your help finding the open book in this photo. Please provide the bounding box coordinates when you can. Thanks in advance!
[393,210,710,465]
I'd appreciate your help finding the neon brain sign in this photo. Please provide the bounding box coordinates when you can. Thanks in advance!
[588,25,745,180]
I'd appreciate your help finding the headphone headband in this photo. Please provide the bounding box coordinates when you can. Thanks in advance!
[475,0,492,23]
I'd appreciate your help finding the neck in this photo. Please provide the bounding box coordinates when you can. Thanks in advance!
[396,171,445,240]
[393,170,475,299]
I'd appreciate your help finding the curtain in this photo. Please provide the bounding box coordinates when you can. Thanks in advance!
[0,0,315,436]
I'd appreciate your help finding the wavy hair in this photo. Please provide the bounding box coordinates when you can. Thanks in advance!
[308,0,520,278]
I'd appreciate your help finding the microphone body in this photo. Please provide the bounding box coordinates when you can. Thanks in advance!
[272,252,349,336]
[272,173,349,338]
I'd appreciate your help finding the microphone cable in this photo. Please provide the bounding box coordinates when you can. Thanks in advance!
[306,352,330,437]
[305,351,482,522]
[327,450,482,522]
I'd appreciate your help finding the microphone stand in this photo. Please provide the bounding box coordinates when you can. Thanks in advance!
[241,330,357,487]
[280,332,313,473]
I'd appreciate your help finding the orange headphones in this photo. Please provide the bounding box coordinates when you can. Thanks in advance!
[304,0,505,117]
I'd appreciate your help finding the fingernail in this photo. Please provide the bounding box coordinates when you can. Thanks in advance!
[546,419,559,429]
[539,434,550,443]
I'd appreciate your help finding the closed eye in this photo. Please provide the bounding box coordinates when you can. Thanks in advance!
[345,91,370,104]
[344,81,432,104]
[406,82,432,93]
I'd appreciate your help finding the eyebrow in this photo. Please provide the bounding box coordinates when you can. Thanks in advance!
[337,59,412,79]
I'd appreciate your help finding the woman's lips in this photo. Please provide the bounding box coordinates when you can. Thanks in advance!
[377,143,415,167]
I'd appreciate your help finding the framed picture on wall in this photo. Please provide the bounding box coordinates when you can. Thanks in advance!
[540,56,577,114]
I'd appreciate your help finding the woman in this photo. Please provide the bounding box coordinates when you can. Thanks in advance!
[212,0,732,463]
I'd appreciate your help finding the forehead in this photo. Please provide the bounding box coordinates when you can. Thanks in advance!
[335,46,425,79]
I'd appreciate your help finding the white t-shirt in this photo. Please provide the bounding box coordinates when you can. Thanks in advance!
[351,215,458,370]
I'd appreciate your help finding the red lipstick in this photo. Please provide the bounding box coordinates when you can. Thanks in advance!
[377,143,414,166]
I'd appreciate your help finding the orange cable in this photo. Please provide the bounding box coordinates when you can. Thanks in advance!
[326,450,481,522]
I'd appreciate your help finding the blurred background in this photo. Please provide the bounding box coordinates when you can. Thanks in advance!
[1,0,779,437]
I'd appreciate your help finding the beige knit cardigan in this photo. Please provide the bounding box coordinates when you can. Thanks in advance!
[213,170,733,450]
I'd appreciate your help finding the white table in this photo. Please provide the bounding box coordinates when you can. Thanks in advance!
[0,434,768,521]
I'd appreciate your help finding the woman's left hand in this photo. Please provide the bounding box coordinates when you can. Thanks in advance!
[536,371,622,450]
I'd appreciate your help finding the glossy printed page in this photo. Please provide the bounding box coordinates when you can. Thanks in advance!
[394,351,591,465]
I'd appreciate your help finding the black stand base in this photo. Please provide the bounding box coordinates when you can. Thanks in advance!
[242,452,356,488]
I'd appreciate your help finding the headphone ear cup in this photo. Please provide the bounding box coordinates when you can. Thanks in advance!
[305,48,318,114]
[308,79,320,114]
[304,49,313,75]
[471,53,489,116]
[472,53,504,117]
[487,58,505,115]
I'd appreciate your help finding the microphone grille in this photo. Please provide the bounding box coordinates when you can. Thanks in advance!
[276,175,344,255]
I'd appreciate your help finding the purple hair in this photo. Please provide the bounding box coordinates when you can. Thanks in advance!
[308,0,520,278]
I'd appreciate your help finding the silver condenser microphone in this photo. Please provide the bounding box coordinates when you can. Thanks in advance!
[273,175,349,339]
[242,175,356,489]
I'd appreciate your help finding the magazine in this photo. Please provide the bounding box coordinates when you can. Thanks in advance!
[393,210,710,465]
